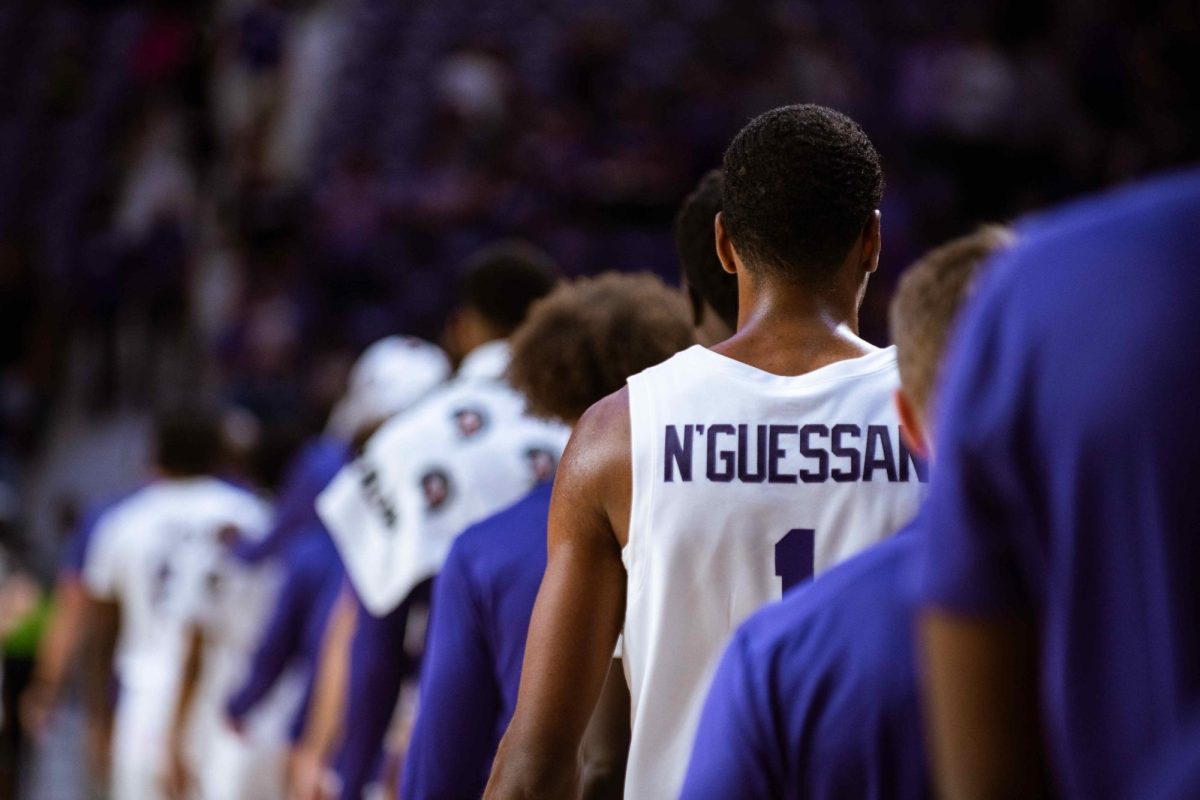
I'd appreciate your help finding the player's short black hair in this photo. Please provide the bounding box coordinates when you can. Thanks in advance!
[154,406,223,477]
[459,240,559,335]
[722,104,883,286]
[675,170,738,331]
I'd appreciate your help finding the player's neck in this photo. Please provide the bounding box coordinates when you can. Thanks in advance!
[714,287,873,376]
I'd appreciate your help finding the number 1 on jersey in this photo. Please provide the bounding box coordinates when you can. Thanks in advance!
[775,528,815,594]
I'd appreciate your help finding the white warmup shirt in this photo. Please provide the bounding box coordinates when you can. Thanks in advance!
[319,340,570,615]
[83,477,270,800]
[622,345,926,799]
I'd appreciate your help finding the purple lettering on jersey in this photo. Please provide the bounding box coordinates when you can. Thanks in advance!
[736,424,767,483]
[768,425,799,484]
[799,424,830,483]
[664,423,921,486]
[664,425,693,483]
[863,425,899,482]
[706,425,736,482]
[831,424,862,482]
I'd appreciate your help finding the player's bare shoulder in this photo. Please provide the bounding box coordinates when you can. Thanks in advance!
[547,386,632,549]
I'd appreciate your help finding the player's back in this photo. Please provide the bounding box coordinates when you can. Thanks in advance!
[623,343,925,798]
[85,476,269,692]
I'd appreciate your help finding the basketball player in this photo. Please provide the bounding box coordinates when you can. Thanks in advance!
[681,226,1012,799]
[402,274,694,800]
[296,242,568,799]
[919,170,1200,798]
[486,104,926,800]
[82,409,271,800]
[677,169,738,346]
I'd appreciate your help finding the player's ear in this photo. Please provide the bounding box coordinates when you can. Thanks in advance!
[894,388,929,461]
[862,210,882,274]
[714,212,738,276]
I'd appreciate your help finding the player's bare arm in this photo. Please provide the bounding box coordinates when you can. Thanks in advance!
[919,611,1051,800]
[291,587,357,800]
[83,596,120,781]
[578,658,631,800]
[485,388,632,799]
[21,574,89,738]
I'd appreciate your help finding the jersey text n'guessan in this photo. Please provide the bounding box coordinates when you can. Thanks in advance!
[663,423,927,484]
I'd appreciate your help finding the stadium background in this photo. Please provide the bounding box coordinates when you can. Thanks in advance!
[0,0,1195,796]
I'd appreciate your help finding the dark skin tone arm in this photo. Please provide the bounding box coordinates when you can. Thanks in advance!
[21,574,88,738]
[83,597,121,782]
[919,611,1052,800]
[578,658,631,800]
[484,389,632,800]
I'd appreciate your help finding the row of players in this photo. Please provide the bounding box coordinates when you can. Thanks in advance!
[23,104,1200,800]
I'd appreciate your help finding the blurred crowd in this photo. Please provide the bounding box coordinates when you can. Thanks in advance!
[0,0,1196,790]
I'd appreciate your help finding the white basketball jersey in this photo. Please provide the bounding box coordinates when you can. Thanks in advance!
[622,344,925,799]
[84,478,271,696]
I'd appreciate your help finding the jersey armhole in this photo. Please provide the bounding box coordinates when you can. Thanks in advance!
[624,375,656,604]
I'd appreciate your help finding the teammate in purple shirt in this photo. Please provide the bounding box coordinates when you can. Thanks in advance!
[918,169,1200,799]
[226,520,343,741]
[402,274,695,799]
[335,581,431,799]
[681,226,1010,799]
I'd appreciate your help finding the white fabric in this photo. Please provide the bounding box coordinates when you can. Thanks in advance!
[318,341,570,616]
[621,345,925,800]
[326,336,451,439]
[83,477,273,799]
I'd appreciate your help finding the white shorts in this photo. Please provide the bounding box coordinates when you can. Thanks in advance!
[112,687,171,800]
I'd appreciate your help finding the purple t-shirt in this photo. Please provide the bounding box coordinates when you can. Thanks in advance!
[226,522,343,741]
[335,579,432,799]
[401,483,552,800]
[919,168,1200,798]
[681,527,928,800]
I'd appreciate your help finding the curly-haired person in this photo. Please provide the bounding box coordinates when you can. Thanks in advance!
[401,273,694,800]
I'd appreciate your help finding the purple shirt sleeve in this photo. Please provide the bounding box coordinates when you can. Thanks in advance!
[401,542,501,800]
[680,628,778,800]
[226,549,317,721]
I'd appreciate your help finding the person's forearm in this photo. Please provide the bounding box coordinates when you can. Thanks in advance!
[919,610,1051,800]
[578,658,630,800]
[301,590,356,760]
[83,601,119,736]
[31,578,86,695]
